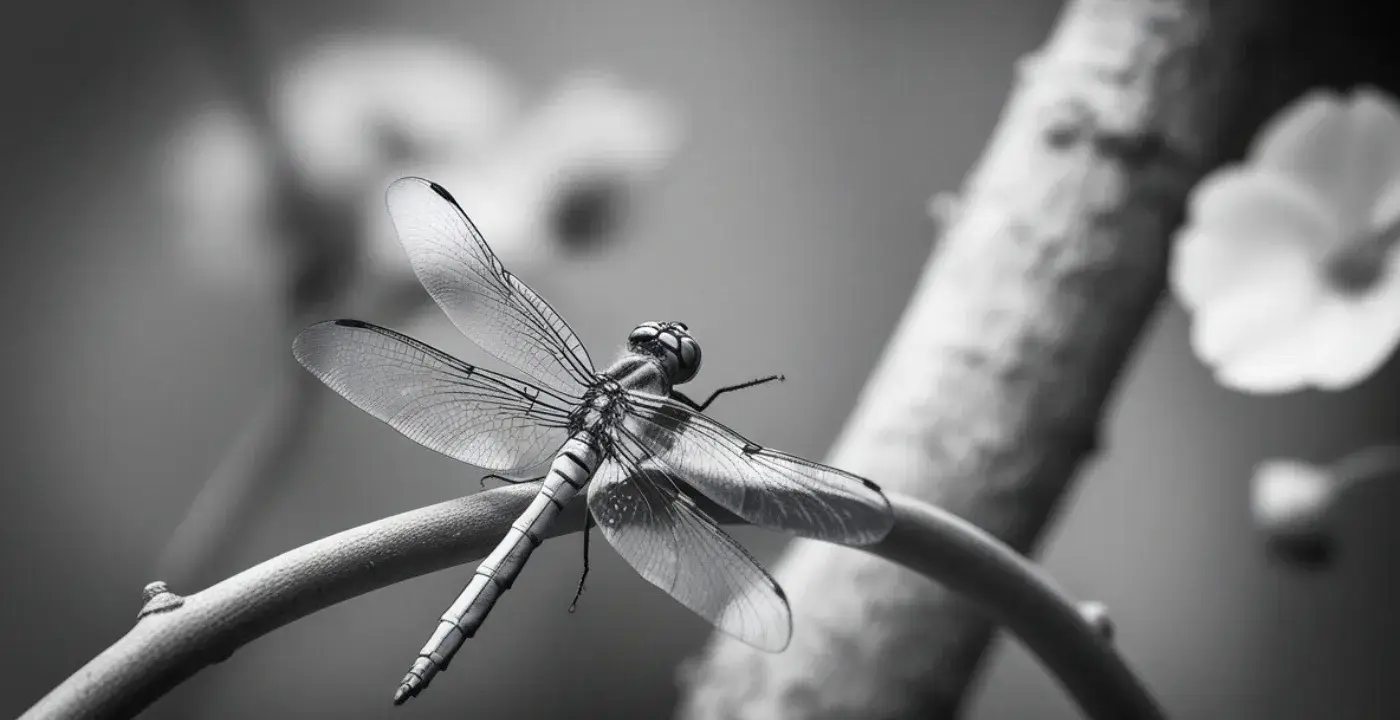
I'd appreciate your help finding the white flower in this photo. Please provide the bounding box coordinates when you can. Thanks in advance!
[506,71,681,185]
[273,34,519,197]
[1251,459,1336,568]
[361,71,682,275]
[1171,87,1400,393]
[1251,447,1400,569]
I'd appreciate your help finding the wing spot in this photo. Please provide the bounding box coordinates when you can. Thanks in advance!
[427,181,462,208]
[741,442,762,455]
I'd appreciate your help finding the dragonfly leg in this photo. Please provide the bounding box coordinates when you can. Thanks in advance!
[569,512,595,613]
[677,374,786,412]
[480,473,546,489]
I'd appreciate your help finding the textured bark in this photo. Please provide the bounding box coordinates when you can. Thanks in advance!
[677,1,1290,718]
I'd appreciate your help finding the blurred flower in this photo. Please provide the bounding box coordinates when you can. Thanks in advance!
[160,33,680,318]
[500,71,681,248]
[1171,87,1400,393]
[1251,445,1400,570]
[274,34,520,198]
[363,71,682,276]
[160,102,279,296]
[1251,459,1337,568]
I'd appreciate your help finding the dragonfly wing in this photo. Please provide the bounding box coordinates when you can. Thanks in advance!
[386,176,596,396]
[588,448,792,652]
[618,392,894,545]
[294,319,576,473]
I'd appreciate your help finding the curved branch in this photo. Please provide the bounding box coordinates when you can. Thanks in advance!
[20,488,1159,720]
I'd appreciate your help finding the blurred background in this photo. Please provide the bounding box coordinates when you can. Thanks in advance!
[3,1,1399,719]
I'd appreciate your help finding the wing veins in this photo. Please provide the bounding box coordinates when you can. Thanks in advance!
[617,391,894,544]
[294,320,573,472]
[390,177,597,396]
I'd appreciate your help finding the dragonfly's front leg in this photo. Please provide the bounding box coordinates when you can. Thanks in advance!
[674,374,785,413]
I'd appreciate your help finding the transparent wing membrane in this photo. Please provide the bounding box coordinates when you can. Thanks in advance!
[588,443,792,652]
[386,177,596,396]
[619,392,894,546]
[294,319,574,472]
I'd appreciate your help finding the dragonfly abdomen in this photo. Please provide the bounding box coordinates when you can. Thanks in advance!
[394,434,600,704]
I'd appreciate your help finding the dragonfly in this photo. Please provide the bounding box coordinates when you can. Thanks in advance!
[292,177,895,705]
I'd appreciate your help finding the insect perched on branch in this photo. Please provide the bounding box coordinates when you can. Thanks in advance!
[293,177,895,704]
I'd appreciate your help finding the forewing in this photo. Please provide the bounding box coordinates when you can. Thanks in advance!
[385,176,595,396]
[293,319,575,473]
[619,392,894,545]
[588,448,791,652]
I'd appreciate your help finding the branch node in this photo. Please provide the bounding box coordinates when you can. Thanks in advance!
[1078,600,1115,641]
[1044,98,1098,150]
[137,581,185,620]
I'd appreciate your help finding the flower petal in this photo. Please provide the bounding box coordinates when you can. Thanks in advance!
[1190,253,1326,394]
[1301,251,1400,389]
[161,105,279,292]
[1369,173,1400,231]
[1249,88,1400,233]
[1248,90,1353,217]
[1341,88,1400,225]
[275,35,518,194]
[505,72,681,181]
[1171,168,1337,312]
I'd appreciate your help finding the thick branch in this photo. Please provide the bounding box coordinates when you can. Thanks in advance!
[679,0,1284,717]
[20,488,1159,720]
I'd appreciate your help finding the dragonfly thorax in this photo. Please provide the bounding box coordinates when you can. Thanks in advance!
[571,378,629,441]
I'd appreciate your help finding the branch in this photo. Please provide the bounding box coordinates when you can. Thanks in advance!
[20,488,1160,720]
[679,0,1293,717]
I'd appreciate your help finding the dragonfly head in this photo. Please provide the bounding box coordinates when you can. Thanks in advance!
[628,321,702,385]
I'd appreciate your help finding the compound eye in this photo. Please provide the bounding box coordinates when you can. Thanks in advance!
[672,336,702,383]
[658,332,681,352]
[673,321,689,332]
[629,325,658,343]
[679,336,700,369]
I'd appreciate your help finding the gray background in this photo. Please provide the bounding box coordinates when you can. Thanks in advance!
[3,1,1398,718]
